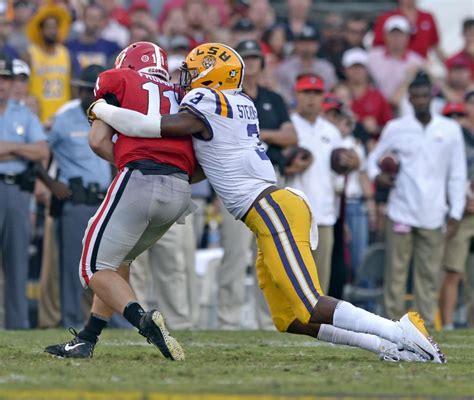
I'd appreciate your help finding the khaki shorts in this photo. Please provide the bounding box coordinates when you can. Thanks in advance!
[443,213,474,273]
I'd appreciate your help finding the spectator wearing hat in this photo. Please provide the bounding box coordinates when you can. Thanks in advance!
[343,48,393,143]
[367,73,467,325]
[277,25,337,107]
[446,19,474,81]
[26,3,71,124]
[11,59,38,115]
[0,54,48,329]
[41,65,112,328]
[443,58,473,103]
[368,15,424,106]
[439,100,474,330]
[372,0,443,60]
[66,4,121,78]
[288,74,359,293]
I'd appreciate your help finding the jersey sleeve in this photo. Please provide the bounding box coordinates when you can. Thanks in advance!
[94,69,127,104]
[179,89,218,136]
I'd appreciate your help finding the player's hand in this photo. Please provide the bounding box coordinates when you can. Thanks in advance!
[50,180,72,200]
[446,217,460,239]
[375,172,395,188]
[87,99,106,125]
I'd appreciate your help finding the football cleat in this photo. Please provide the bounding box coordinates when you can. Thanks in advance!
[379,339,427,363]
[44,328,96,359]
[397,312,447,364]
[138,310,185,361]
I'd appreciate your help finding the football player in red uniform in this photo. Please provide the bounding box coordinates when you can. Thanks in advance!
[45,42,195,361]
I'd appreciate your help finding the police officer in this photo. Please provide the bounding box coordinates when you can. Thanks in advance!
[45,64,112,327]
[0,53,48,329]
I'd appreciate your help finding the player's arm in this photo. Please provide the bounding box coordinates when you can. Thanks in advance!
[260,122,297,147]
[89,100,208,139]
[89,120,115,164]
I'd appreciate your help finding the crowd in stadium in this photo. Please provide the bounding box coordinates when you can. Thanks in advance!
[0,0,473,335]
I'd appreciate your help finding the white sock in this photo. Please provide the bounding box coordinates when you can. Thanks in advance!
[317,324,382,354]
[333,301,403,344]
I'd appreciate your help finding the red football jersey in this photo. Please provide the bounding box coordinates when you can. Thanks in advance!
[94,68,195,176]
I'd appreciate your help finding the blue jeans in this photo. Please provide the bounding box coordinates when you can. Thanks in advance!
[345,198,369,278]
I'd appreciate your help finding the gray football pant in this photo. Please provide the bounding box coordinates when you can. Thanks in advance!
[80,169,192,288]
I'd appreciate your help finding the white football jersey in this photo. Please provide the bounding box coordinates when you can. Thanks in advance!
[180,87,277,219]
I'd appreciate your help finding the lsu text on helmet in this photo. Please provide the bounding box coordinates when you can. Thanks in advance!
[115,41,170,82]
[179,43,244,92]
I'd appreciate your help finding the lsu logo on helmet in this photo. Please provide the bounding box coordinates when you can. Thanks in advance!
[180,43,244,91]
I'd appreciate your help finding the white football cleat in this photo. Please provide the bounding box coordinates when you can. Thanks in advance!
[379,339,427,363]
[397,312,447,364]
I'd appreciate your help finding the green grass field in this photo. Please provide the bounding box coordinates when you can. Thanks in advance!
[1,329,473,399]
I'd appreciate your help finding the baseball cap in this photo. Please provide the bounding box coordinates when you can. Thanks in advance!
[72,64,105,88]
[236,40,263,59]
[294,24,320,41]
[13,59,30,77]
[442,102,467,117]
[446,55,470,71]
[295,74,325,92]
[322,93,343,112]
[384,15,410,33]
[342,47,369,68]
[0,53,13,77]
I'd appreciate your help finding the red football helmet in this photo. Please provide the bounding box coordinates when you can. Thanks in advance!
[114,41,170,81]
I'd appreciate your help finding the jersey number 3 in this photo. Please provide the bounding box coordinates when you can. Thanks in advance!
[142,82,178,116]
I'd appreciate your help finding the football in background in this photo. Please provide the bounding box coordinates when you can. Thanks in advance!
[378,152,400,176]
[330,147,352,175]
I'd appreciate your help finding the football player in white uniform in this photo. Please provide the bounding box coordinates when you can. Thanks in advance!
[88,43,446,363]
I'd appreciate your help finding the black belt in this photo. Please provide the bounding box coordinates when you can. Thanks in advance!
[0,173,20,185]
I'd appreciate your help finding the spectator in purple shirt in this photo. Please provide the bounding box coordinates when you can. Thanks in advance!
[66,4,120,77]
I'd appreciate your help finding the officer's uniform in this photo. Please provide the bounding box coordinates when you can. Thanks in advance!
[0,99,46,329]
[48,98,111,327]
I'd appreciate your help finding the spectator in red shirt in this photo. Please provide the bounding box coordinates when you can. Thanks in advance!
[442,57,473,103]
[342,48,393,139]
[372,0,443,60]
[445,19,474,81]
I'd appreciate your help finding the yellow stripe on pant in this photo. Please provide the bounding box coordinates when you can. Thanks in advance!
[244,189,324,332]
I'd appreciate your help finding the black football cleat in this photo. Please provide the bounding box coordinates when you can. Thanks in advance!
[138,310,185,361]
[44,328,96,359]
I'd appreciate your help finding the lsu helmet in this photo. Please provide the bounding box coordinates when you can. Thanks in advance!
[179,43,244,91]
[115,41,170,81]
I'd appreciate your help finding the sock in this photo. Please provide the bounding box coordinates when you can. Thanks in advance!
[317,324,382,354]
[123,301,146,329]
[78,313,109,343]
[333,301,403,344]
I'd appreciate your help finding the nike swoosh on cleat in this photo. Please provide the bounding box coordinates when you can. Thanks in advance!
[64,343,85,351]
[413,343,434,361]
